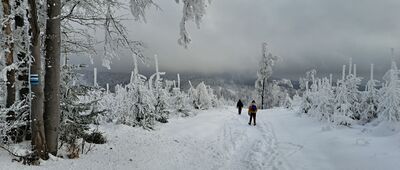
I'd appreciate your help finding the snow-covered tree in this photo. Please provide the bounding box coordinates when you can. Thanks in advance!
[100,55,157,129]
[167,74,191,116]
[59,63,106,158]
[332,64,361,126]
[298,70,316,115]
[2,0,16,116]
[196,82,213,110]
[186,81,218,110]
[312,77,335,122]
[346,69,363,120]
[187,81,199,108]
[150,56,170,123]
[255,42,278,109]
[267,79,293,108]
[283,93,293,109]
[306,75,319,118]
[0,0,32,143]
[176,0,210,48]
[377,61,400,122]
[171,87,191,117]
[0,83,4,107]
[360,64,379,123]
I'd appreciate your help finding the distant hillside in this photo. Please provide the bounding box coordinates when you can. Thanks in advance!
[79,70,260,91]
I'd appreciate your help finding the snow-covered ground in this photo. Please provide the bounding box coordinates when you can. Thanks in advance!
[1,107,400,170]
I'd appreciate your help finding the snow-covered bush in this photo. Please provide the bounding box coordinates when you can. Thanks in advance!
[0,100,29,144]
[186,81,219,110]
[291,92,302,109]
[195,82,213,110]
[170,88,192,117]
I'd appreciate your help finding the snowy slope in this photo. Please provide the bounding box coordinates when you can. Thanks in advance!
[1,107,400,170]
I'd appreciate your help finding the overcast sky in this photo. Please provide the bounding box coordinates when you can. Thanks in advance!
[78,0,400,80]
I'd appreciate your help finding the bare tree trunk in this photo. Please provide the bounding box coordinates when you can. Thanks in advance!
[2,0,16,122]
[261,77,265,109]
[44,0,61,156]
[28,0,47,159]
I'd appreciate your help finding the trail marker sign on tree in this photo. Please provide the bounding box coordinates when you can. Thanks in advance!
[30,74,39,86]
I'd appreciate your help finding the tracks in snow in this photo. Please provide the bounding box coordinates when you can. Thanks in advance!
[125,107,303,170]
[217,109,302,170]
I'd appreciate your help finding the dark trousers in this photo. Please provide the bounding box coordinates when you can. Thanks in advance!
[238,107,242,115]
[249,113,256,125]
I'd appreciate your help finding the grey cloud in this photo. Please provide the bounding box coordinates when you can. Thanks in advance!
[72,0,400,81]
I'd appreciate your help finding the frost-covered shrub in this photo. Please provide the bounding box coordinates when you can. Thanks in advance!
[83,130,106,144]
[291,92,302,109]
[195,82,213,109]
[170,88,191,117]
[0,100,29,144]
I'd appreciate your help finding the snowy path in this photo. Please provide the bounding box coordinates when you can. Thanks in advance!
[1,106,400,170]
[219,110,293,170]
[155,107,294,170]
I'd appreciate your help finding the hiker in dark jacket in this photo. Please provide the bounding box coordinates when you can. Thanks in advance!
[248,100,258,126]
[236,100,244,115]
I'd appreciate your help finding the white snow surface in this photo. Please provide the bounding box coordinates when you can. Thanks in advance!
[1,107,400,170]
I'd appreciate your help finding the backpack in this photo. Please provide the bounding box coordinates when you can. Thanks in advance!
[251,105,257,112]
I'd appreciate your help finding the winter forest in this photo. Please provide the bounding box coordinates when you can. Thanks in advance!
[1,0,400,170]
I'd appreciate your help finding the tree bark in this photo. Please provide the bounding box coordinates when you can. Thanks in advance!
[44,0,61,156]
[28,0,47,159]
[261,77,265,109]
[2,0,16,122]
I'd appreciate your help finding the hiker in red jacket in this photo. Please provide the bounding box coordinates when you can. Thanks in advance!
[248,100,258,126]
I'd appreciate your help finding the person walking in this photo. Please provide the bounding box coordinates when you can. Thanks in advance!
[236,99,244,115]
[248,100,258,126]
